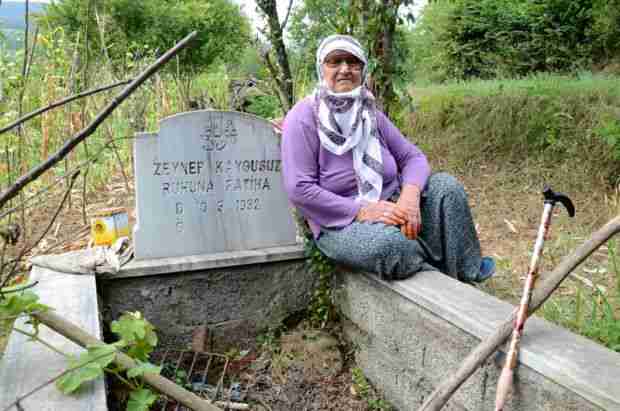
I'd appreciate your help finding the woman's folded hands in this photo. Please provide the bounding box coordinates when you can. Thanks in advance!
[355,184,422,240]
[396,184,422,240]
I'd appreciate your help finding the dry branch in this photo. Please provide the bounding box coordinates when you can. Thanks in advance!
[33,310,222,411]
[418,215,620,411]
[0,31,198,210]
[0,80,132,136]
[0,135,134,221]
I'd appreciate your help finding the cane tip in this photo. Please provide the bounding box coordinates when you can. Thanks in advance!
[495,367,514,411]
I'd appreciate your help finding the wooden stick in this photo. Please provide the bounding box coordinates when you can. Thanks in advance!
[33,310,222,411]
[418,215,620,411]
[0,31,197,209]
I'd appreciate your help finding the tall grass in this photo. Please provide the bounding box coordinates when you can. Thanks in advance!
[400,73,620,188]
[542,239,620,352]
[0,28,205,246]
[397,73,620,352]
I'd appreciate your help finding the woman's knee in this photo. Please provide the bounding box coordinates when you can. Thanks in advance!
[366,227,411,261]
[426,172,466,200]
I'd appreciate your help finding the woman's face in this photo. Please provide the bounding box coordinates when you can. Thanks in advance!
[322,50,363,93]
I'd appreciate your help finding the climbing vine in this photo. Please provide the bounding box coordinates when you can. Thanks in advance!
[305,238,337,328]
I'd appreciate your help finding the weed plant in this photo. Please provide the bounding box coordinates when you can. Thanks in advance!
[541,239,620,352]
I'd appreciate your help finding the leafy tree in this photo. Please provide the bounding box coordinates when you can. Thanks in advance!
[591,0,620,63]
[410,0,620,81]
[40,0,251,76]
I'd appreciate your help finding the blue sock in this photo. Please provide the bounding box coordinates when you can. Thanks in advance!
[476,257,496,282]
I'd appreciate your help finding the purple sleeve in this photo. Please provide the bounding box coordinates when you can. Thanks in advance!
[376,110,431,189]
[281,101,362,230]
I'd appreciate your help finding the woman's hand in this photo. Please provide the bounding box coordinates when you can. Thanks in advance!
[397,184,422,240]
[356,201,408,226]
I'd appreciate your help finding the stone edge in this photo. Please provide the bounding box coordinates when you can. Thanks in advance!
[362,270,620,410]
[0,266,108,411]
[101,244,306,279]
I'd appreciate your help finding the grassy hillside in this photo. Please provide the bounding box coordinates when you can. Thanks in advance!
[401,73,620,189]
[398,73,620,351]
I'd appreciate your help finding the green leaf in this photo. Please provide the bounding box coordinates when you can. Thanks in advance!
[126,388,158,411]
[55,344,116,394]
[126,339,154,363]
[110,312,158,358]
[111,312,147,343]
[0,290,49,318]
[87,344,117,367]
[127,361,162,379]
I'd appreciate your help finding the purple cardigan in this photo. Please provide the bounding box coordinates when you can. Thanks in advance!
[281,96,431,238]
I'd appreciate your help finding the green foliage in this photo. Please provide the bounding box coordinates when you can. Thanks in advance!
[126,387,159,411]
[0,288,50,333]
[542,285,620,352]
[539,236,620,353]
[412,0,620,81]
[305,239,337,328]
[161,361,192,390]
[352,367,393,410]
[405,74,620,185]
[40,0,251,75]
[56,344,116,394]
[584,291,620,351]
[595,114,620,163]
[53,310,161,406]
[110,311,158,362]
[245,95,281,119]
[591,0,620,62]
[351,367,370,397]
[256,326,286,353]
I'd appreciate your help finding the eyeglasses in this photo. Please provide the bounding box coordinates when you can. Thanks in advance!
[324,57,363,71]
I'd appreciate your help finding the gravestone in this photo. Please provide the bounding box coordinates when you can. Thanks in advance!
[133,110,297,260]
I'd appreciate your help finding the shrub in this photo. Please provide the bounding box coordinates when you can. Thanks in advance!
[411,0,619,81]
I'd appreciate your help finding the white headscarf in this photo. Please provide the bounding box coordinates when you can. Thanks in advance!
[313,35,383,203]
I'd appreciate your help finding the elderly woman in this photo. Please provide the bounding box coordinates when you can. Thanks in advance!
[281,35,494,282]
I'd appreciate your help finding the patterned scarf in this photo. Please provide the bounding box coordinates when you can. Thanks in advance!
[313,35,383,203]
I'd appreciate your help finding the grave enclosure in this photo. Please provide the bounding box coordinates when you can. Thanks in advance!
[110,110,311,350]
[2,110,620,410]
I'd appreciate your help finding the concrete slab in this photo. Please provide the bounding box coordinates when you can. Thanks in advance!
[0,266,107,411]
[30,244,305,279]
[335,270,620,410]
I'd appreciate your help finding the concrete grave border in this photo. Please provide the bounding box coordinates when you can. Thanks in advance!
[335,269,620,411]
[2,255,620,410]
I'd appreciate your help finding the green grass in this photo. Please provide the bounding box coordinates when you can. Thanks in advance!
[412,72,620,99]
[399,73,620,189]
[398,73,620,352]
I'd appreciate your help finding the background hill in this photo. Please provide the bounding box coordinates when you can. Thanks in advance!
[0,1,45,50]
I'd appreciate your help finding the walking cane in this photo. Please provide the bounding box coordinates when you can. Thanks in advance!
[494,186,575,411]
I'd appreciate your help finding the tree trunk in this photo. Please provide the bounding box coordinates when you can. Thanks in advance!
[257,0,294,112]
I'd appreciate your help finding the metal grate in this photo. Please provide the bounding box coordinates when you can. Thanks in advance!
[152,350,231,411]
